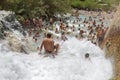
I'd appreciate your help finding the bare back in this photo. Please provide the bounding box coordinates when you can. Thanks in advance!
[42,38,54,52]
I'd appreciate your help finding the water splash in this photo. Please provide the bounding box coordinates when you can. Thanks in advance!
[0,11,113,80]
[0,38,113,80]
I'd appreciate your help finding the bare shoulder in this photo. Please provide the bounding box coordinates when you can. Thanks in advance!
[43,38,53,42]
[42,38,47,43]
[43,38,48,41]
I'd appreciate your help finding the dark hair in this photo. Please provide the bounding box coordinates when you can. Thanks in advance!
[62,32,65,35]
[78,28,80,30]
[85,53,89,58]
[47,33,52,38]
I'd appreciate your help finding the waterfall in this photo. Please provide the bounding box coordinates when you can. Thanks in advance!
[0,11,113,80]
[0,11,25,37]
[0,11,32,53]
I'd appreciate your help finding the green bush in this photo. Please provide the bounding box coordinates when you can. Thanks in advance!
[71,0,117,11]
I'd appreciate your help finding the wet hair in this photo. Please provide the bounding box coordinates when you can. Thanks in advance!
[47,33,52,38]
[75,35,78,38]
[78,28,80,30]
[66,25,69,27]
[62,32,65,35]
[85,53,89,58]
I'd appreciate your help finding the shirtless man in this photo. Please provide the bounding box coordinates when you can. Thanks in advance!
[40,33,59,56]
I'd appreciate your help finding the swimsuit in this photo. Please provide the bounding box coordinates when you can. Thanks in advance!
[46,50,52,53]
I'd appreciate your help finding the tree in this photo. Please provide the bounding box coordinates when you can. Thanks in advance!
[43,0,71,17]
[0,0,71,19]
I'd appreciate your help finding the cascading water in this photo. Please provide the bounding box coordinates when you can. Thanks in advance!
[0,11,25,36]
[0,11,113,80]
[0,11,31,53]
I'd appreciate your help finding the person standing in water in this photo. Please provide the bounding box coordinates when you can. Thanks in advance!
[39,33,59,56]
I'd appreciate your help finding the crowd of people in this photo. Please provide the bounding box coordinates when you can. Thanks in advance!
[22,10,114,57]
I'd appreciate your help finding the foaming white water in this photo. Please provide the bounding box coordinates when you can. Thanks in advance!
[0,38,113,80]
[0,10,25,40]
[0,11,12,20]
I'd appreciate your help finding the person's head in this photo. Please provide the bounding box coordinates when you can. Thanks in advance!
[75,35,78,38]
[47,33,52,38]
[80,30,84,34]
[57,36,59,39]
[66,25,69,28]
[85,53,89,58]
[62,32,65,35]
[56,28,58,31]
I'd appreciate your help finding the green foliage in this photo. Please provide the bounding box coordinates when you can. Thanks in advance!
[16,15,25,24]
[0,0,119,19]
[43,0,71,17]
[0,0,71,19]
[71,0,119,11]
